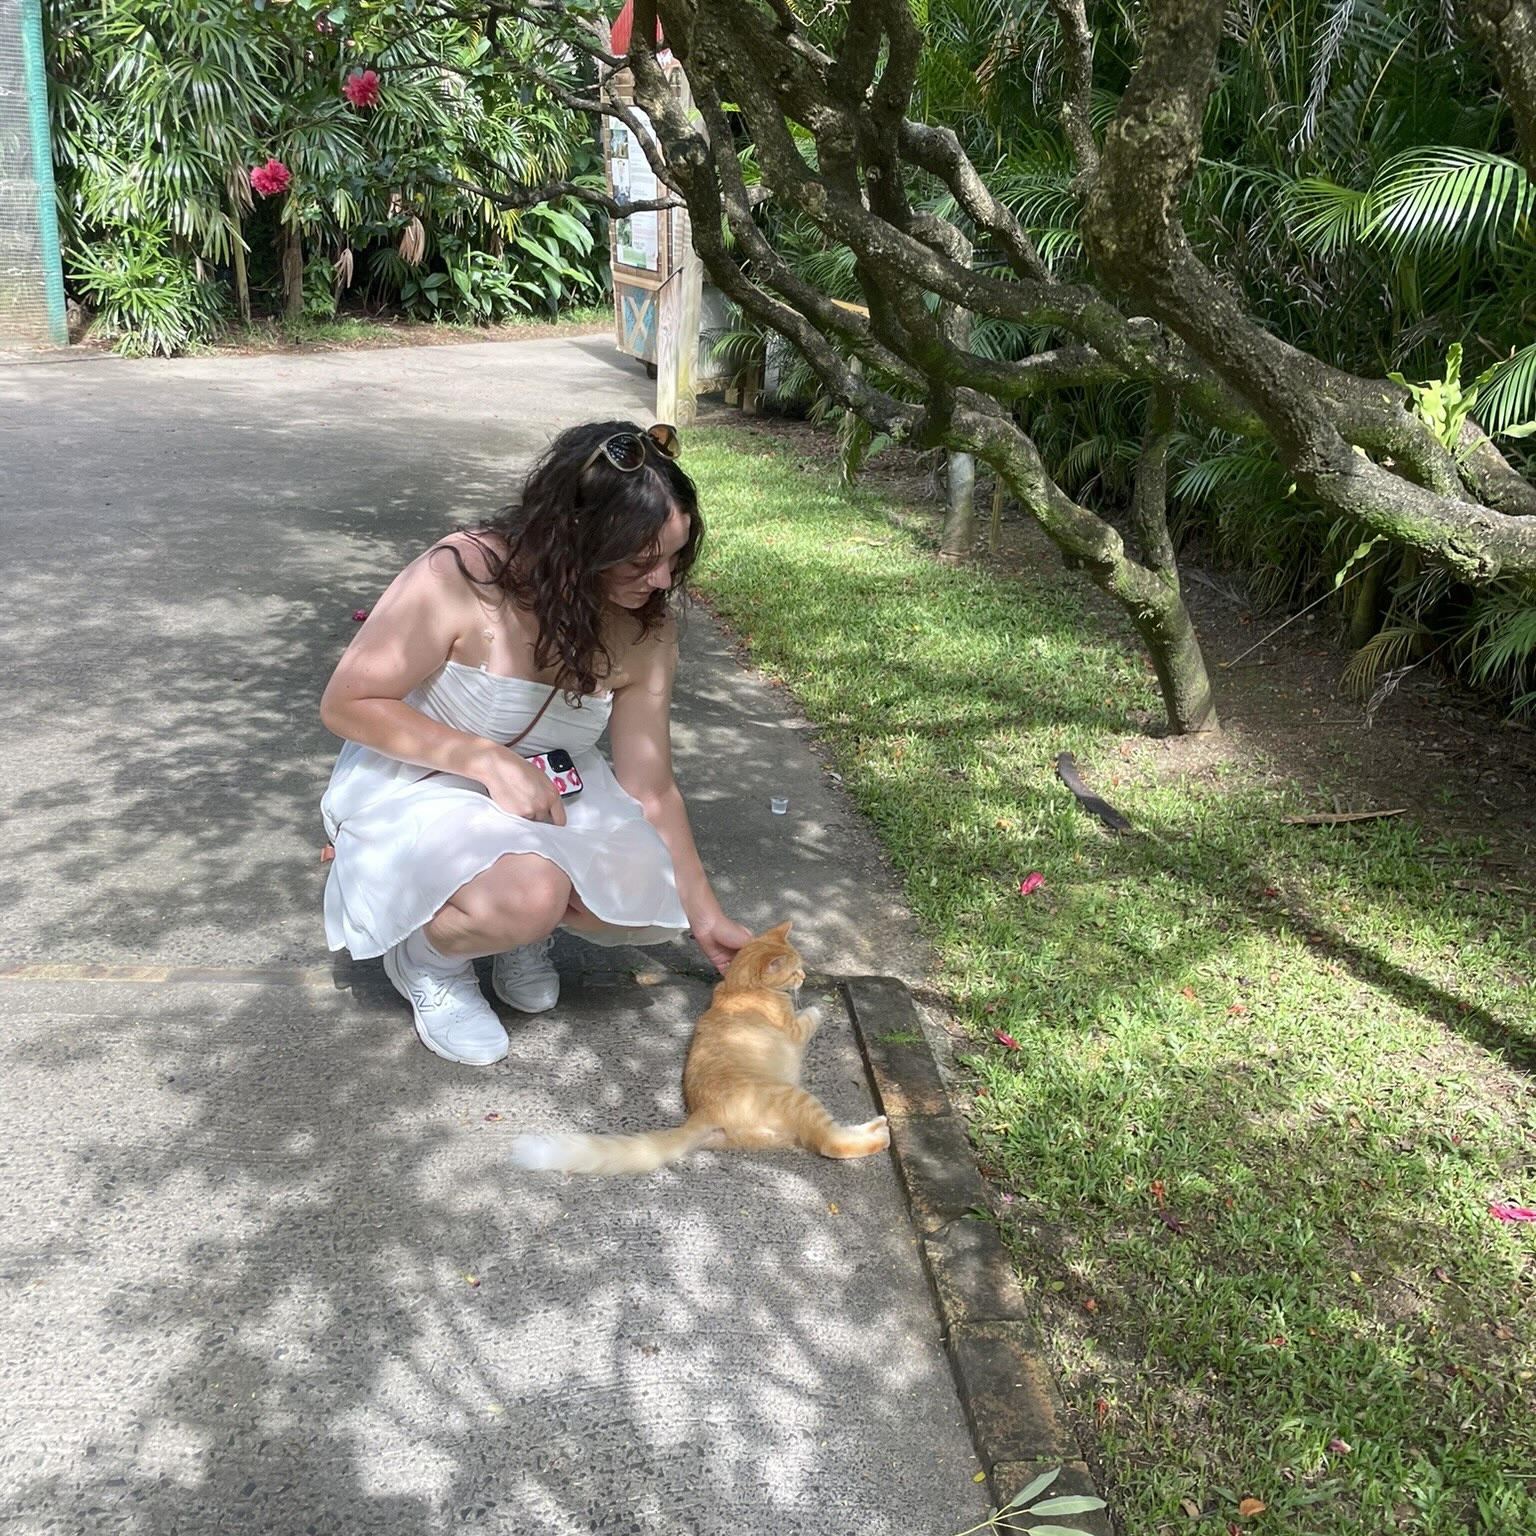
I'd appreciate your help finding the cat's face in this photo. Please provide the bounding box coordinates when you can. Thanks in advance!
[725,921,803,992]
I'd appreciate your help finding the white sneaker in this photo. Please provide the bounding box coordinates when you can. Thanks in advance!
[492,937,560,1013]
[382,942,509,1065]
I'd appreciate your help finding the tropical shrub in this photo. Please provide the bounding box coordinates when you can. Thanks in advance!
[66,227,226,356]
[43,0,608,347]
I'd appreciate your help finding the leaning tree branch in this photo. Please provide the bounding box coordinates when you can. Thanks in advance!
[623,37,926,440]
[1082,0,1536,578]
[450,175,678,217]
[1051,0,1100,184]
[690,88,927,391]
[898,120,1053,283]
[1458,418,1536,516]
[1471,0,1536,181]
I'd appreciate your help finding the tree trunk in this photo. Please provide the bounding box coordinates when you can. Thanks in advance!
[939,452,976,560]
[971,411,1217,732]
[281,212,304,326]
[1348,553,1385,650]
[1136,585,1217,733]
[1471,0,1536,182]
[1116,386,1215,730]
[229,208,251,326]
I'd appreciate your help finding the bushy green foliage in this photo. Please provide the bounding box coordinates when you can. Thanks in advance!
[66,227,226,356]
[43,0,609,349]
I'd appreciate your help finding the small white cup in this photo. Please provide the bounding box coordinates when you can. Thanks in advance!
[769,796,789,815]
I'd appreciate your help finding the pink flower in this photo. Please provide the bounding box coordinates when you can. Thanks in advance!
[351,608,369,622]
[1018,872,1044,896]
[342,69,381,108]
[250,158,291,197]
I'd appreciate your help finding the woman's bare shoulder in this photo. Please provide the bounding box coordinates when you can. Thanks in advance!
[425,528,509,587]
[608,612,678,687]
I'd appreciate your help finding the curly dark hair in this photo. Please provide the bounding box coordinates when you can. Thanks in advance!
[447,420,703,698]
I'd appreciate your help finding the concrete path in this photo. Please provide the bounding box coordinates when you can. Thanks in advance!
[0,338,990,1535]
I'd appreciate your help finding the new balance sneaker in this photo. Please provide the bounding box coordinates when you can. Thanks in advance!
[491,936,560,1014]
[382,941,509,1065]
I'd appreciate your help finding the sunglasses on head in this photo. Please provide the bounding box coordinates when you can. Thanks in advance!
[577,422,681,478]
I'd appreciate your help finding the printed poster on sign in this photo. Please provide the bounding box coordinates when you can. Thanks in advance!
[609,109,660,272]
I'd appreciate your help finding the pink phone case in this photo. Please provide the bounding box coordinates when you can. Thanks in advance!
[525,752,584,798]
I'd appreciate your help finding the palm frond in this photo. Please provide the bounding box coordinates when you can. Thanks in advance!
[1469,344,1536,439]
[1368,147,1535,256]
[1341,623,1430,698]
[1282,175,1373,256]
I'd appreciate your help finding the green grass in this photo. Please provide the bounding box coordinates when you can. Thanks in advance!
[686,424,1536,1536]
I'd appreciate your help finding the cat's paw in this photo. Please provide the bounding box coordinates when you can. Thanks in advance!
[796,1004,823,1032]
[827,1116,891,1158]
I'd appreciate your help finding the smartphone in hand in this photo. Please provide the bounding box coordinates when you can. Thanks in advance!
[525,749,583,798]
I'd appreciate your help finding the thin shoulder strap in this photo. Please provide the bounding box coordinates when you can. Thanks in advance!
[506,684,562,749]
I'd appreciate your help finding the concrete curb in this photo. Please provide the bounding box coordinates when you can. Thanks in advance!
[842,976,1113,1536]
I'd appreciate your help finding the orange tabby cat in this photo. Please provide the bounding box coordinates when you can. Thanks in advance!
[507,922,890,1176]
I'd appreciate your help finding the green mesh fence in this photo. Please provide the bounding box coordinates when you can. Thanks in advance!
[0,0,67,349]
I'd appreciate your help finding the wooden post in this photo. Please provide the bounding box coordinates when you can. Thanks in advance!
[655,200,702,426]
[653,64,703,427]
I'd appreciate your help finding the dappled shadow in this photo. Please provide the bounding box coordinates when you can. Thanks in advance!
[0,342,987,1534]
[0,970,985,1534]
[0,342,653,969]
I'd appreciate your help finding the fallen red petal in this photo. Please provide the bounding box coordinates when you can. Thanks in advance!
[1328,1438,1352,1454]
[1491,1201,1536,1222]
[351,608,370,622]
[1018,872,1044,896]
[993,1029,1020,1050]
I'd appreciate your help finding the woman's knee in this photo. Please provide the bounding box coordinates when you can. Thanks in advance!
[455,853,571,930]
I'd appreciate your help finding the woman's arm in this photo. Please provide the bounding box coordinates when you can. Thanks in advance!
[607,622,752,971]
[320,539,565,824]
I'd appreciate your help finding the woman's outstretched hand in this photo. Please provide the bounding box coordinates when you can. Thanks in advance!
[691,912,755,974]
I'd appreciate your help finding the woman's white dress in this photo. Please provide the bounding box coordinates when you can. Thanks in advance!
[321,661,686,959]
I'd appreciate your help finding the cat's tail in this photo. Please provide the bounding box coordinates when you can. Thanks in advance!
[507,1114,723,1176]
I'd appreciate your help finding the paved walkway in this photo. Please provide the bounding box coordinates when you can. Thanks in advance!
[0,338,992,1535]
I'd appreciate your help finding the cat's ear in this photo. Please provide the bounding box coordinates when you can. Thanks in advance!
[765,920,793,939]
